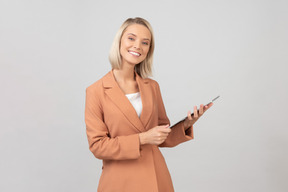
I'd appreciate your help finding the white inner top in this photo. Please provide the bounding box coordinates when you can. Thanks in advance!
[125,92,142,117]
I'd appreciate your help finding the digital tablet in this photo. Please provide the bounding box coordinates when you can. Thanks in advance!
[190,95,220,116]
[170,95,220,128]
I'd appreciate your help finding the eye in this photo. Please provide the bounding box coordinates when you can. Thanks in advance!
[142,42,149,45]
[128,37,135,41]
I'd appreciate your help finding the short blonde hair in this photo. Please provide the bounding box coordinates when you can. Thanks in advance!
[109,17,155,78]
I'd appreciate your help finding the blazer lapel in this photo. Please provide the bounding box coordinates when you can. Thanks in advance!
[102,71,145,133]
[135,72,153,130]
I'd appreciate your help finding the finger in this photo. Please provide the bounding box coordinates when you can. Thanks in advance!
[158,134,167,139]
[160,134,169,139]
[161,132,169,137]
[157,137,164,143]
[204,102,213,112]
[162,129,171,133]
[199,104,204,115]
[187,110,192,120]
[158,124,170,129]
[159,127,171,133]
[193,106,198,118]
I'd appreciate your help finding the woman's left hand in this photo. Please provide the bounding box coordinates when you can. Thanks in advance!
[183,103,213,130]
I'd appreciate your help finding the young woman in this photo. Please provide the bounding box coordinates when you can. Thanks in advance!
[85,17,213,192]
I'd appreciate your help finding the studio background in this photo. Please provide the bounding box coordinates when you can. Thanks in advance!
[0,0,287,191]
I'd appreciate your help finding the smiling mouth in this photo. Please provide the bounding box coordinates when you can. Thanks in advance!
[128,51,141,57]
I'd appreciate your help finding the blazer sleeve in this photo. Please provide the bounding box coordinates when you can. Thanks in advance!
[85,87,140,160]
[154,82,194,148]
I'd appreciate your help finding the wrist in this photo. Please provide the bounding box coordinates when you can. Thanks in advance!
[183,119,191,130]
[139,133,147,145]
[183,119,188,130]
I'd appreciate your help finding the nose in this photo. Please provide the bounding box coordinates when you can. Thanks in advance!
[133,40,141,50]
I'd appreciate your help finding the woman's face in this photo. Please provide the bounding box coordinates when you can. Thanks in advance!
[120,24,151,67]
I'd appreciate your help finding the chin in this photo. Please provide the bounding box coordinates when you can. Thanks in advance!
[126,59,144,66]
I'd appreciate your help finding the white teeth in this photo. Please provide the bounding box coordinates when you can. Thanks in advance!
[129,51,140,56]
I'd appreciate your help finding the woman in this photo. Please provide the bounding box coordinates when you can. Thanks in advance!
[85,17,212,192]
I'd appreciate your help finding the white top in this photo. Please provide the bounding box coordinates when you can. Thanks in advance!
[125,92,142,117]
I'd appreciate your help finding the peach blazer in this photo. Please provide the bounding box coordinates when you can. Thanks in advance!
[85,70,194,192]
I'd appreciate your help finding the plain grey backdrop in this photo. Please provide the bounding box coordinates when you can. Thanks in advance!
[1,0,287,191]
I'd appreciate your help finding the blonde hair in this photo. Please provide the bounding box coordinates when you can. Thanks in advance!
[109,17,155,78]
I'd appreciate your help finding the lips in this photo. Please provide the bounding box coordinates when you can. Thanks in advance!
[128,50,141,57]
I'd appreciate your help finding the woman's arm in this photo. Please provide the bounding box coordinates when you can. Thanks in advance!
[85,87,141,160]
[153,82,194,147]
[156,82,213,147]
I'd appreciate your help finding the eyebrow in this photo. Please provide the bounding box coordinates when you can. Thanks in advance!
[127,33,150,41]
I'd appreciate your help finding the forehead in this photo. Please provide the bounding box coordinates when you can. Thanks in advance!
[123,24,151,39]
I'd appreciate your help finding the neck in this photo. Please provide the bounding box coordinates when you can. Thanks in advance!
[113,63,136,83]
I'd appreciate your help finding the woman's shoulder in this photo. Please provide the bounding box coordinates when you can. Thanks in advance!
[144,77,160,89]
[86,71,111,92]
[142,76,159,86]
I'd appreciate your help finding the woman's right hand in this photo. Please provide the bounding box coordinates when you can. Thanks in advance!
[139,124,171,145]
